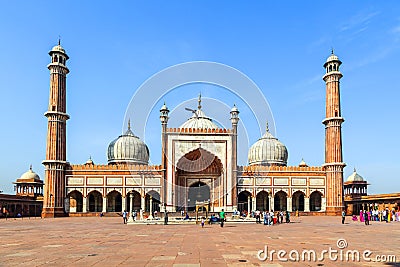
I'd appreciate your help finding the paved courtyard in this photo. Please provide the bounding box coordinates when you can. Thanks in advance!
[0,216,399,267]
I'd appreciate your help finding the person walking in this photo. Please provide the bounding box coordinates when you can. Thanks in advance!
[341,210,346,224]
[279,211,284,224]
[255,210,261,224]
[364,210,369,225]
[164,210,169,225]
[285,211,290,223]
[139,208,144,221]
[219,209,225,227]
[122,210,127,224]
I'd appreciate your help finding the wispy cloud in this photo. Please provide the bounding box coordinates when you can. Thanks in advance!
[349,45,396,70]
[339,11,380,32]
[390,24,400,42]
[391,25,400,34]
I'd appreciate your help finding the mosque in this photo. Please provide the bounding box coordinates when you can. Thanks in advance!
[37,42,351,218]
[5,41,397,220]
[2,43,399,219]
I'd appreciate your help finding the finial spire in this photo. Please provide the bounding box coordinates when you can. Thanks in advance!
[331,47,334,54]
[266,121,269,132]
[29,164,32,171]
[58,36,61,46]
[128,119,131,131]
[354,167,356,172]
[198,93,202,110]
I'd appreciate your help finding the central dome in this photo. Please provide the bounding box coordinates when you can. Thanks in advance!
[179,94,218,129]
[248,123,288,166]
[107,121,149,165]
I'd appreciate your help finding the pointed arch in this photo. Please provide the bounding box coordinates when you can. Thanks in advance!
[176,147,222,175]
[274,190,287,211]
[106,190,122,212]
[310,191,322,211]
[126,190,141,212]
[146,190,161,213]
[256,190,269,211]
[292,191,305,212]
[88,190,102,212]
[67,190,83,212]
[238,190,252,212]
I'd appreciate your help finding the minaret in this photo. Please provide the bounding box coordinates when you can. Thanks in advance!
[322,50,346,215]
[42,41,70,218]
[160,102,169,211]
[230,104,239,210]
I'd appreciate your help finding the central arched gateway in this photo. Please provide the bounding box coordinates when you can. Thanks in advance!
[187,181,210,211]
[176,148,223,212]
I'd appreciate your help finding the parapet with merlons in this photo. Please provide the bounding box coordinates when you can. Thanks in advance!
[166,128,232,134]
[237,165,324,176]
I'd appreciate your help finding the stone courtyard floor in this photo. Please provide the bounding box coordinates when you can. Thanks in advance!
[0,216,399,267]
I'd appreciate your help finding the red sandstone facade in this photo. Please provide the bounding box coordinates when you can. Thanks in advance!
[41,43,347,216]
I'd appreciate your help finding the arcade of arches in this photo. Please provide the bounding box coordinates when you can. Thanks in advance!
[67,190,162,214]
[236,190,323,213]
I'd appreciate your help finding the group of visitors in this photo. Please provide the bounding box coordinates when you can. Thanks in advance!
[120,209,145,224]
[254,209,290,225]
[348,208,400,225]
[360,208,399,222]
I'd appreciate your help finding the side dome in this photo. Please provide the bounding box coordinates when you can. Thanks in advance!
[179,94,219,130]
[248,123,288,166]
[107,121,149,165]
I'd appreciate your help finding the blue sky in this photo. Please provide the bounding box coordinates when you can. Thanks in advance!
[0,2,399,194]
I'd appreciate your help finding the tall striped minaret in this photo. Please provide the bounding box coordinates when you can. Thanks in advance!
[322,50,346,215]
[42,41,69,218]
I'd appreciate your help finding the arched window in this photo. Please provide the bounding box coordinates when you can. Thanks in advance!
[54,55,58,62]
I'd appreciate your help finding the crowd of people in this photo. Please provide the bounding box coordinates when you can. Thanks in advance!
[256,210,290,225]
[232,209,291,225]
[352,207,399,225]
[118,207,399,226]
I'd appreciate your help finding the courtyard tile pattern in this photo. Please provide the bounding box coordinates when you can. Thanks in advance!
[0,216,399,266]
